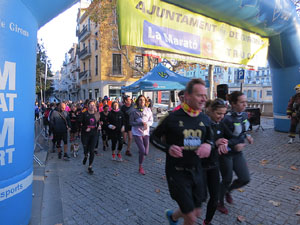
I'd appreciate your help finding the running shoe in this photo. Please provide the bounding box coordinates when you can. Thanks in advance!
[203,220,213,225]
[139,166,145,175]
[165,209,178,225]
[58,152,62,159]
[225,193,233,204]
[63,153,70,161]
[103,146,106,151]
[82,156,87,165]
[88,167,94,174]
[112,154,116,161]
[125,150,132,156]
[217,203,228,214]
[117,153,123,162]
[288,138,294,144]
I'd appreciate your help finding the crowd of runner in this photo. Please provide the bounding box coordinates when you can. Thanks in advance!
[34,78,253,225]
[35,95,153,175]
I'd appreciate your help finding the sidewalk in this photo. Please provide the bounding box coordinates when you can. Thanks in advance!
[30,117,300,225]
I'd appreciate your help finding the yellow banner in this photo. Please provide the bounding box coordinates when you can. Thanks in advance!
[117,0,269,67]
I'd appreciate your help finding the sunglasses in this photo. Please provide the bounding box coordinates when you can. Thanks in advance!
[211,98,226,107]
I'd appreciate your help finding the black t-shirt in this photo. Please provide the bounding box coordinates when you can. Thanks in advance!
[120,104,134,126]
[100,111,110,131]
[69,110,77,124]
[80,111,99,134]
[151,109,213,169]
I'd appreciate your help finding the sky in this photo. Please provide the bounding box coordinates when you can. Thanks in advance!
[37,2,80,73]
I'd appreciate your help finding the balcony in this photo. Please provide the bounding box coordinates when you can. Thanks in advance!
[79,47,91,60]
[70,64,80,73]
[78,25,91,42]
[79,70,91,81]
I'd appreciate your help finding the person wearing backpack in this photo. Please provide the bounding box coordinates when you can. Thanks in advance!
[49,102,71,160]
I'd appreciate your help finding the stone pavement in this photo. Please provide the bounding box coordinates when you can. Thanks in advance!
[30,117,300,225]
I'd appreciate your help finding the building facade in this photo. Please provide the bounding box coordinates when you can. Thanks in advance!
[75,0,155,101]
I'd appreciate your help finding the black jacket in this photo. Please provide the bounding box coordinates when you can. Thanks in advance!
[222,111,250,154]
[49,110,70,133]
[108,110,125,136]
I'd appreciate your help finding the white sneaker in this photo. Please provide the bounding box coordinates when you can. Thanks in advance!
[288,138,294,144]
[117,154,123,162]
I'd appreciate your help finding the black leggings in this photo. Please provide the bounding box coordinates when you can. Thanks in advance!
[81,132,98,166]
[111,133,123,151]
[203,166,220,222]
[219,152,250,205]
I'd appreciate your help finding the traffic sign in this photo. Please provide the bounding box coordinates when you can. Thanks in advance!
[238,69,245,80]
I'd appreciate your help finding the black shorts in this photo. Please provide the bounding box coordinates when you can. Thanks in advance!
[55,132,68,146]
[166,165,205,214]
[124,125,132,132]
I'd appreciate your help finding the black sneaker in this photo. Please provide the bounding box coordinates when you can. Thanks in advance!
[63,153,70,161]
[88,167,94,174]
[103,146,106,151]
[58,152,62,159]
[82,156,87,165]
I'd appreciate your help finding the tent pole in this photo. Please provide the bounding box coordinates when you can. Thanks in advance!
[208,65,214,99]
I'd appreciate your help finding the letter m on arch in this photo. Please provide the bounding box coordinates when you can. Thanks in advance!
[0,61,16,91]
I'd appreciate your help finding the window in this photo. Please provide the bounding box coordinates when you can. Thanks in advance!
[260,90,262,98]
[95,32,98,50]
[228,67,232,75]
[95,39,98,50]
[95,89,99,99]
[95,55,98,76]
[83,62,86,71]
[89,89,92,99]
[253,90,257,100]
[247,90,252,98]
[267,90,272,96]
[135,55,143,69]
[83,89,86,99]
[112,54,121,75]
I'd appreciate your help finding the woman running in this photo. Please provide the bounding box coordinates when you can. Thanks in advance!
[100,105,110,151]
[217,91,254,214]
[80,101,101,174]
[108,101,125,161]
[203,98,235,225]
[130,95,153,175]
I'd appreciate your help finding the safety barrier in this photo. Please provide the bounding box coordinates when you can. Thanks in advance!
[34,116,48,166]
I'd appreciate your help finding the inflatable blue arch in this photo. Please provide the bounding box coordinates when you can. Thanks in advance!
[0,1,78,224]
[0,0,297,224]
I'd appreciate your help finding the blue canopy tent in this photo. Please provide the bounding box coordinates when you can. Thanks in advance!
[121,64,191,92]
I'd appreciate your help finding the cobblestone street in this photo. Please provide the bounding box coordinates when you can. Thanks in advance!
[32,118,300,225]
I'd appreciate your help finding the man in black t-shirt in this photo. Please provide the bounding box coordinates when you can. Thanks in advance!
[151,79,213,225]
